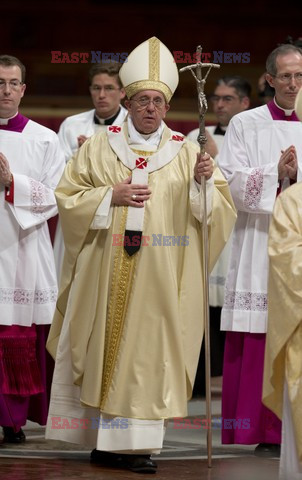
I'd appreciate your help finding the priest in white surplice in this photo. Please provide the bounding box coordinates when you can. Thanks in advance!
[218,44,302,457]
[187,76,251,389]
[53,62,127,280]
[45,37,236,474]
[0,55,65,443]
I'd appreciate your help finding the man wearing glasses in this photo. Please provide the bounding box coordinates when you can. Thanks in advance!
[58,62,127,163]
[188,75,251,154]
[54,62,127,279]
[45,37,236,474]
[218,44,302,458]
[187,76,251,395]
[0,55,64,443]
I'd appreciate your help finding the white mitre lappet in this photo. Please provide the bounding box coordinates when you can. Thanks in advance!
[295,87,302,121]
[119,36,179,101]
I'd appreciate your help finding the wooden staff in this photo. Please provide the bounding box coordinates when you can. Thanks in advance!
[180,46,220,468]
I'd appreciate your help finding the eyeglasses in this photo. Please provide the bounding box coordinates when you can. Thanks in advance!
[131,97,165,109]
[0,80,23,91]
[211,95,240,103]
[90,85,121,94]
[272,72,302,84]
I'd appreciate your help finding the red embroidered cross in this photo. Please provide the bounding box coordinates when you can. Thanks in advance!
[109,126,121,133]
[171,134,184,142]
[136,158,148,169]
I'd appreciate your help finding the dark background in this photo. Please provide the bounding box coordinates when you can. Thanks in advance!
[3,0,302,131]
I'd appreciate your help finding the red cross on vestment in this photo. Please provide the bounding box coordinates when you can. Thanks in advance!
[108,126,121,133]
[136,157,148,169]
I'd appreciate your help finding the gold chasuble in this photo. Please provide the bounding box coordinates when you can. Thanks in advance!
[47,122,236,420]
[263,182,302,461]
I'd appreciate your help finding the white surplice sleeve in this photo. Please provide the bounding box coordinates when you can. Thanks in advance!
[190,176,214,223]
[58,111,96,164]
[7,134,65,230]
[218,116,279,215]
[90,188,113,229]
[58,119,78,164]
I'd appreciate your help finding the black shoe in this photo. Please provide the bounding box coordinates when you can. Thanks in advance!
[122,454,157,474]
[90,449,157,473]
[254,443,280,458]
[90,449,123,466]
[2,427,26,444]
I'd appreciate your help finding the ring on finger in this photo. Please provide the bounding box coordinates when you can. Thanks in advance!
[131,194,137,200]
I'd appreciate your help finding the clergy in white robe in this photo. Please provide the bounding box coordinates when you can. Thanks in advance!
[58,107,128,164]
[53,62,127,280]
[187,124,231,388]
[218,44,302,452]
[187,76,251,386]
[0,54,65,441]
[45,37,237,474]
[54,107,127,277]
[187,126,230,308]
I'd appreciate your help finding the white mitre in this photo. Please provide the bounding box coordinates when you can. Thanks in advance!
[119,36,179,102]
[295,87,302,121]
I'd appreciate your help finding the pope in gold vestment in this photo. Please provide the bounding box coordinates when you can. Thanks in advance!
[263,181,302,463]
[47,121,236,422]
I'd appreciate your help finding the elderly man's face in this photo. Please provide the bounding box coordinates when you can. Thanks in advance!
[0,65,26,118]
[125,90,170,134]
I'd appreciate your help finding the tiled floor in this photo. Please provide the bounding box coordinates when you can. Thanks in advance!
[0,379,280,479]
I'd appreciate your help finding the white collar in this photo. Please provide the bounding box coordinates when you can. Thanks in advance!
[127,116,164,147]
[0,111,18,125]
[274,97,295,116]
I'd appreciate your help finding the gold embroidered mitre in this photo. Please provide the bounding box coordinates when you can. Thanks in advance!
[119,36,179,102]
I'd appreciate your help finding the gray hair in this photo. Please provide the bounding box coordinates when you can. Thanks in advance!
[266,44,302,76]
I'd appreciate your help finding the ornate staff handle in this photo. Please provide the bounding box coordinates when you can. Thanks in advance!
[180,45,220,153]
